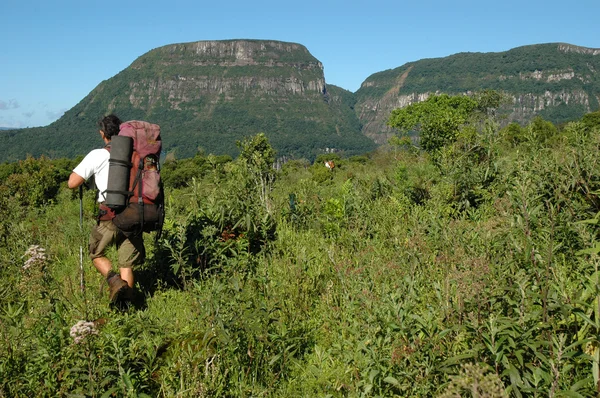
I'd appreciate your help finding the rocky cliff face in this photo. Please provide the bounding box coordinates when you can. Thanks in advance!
[123,40,326,113]
[355,43,600,144]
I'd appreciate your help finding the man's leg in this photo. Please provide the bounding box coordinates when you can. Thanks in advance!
[119,267,134,288]
[116,232,145,302]
[90,221,128,302]
[92,256,113,277]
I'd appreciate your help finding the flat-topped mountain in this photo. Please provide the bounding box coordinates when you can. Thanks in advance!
[0,40,374,162]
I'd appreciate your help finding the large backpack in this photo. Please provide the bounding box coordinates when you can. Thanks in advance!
[104,120,164,237]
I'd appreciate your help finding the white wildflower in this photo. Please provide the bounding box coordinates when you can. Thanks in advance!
[22,245,46,270]
[70,320,98,344]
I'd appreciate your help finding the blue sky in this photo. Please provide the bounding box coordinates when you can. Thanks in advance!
[1,0,598,128]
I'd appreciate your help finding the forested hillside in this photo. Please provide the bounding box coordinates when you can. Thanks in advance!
[2,92,600,395]
[356,43,600,143]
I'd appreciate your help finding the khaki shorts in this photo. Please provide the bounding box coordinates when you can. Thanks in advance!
[89,220,145,269]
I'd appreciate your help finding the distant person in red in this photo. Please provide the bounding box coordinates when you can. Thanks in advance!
[68,114,145,305]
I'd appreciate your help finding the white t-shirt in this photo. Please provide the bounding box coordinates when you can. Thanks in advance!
[73,148,110,202]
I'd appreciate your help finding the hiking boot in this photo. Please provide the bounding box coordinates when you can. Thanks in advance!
[107,274,128,302]
[111,286,134,312]
[120,285,134,302]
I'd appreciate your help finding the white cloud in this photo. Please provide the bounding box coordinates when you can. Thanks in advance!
[0,99,20,110]
[23,111,35,118]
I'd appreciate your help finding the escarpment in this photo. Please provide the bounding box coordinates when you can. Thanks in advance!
[355,43,600,144]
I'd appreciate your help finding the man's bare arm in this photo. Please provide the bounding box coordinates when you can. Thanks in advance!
[68,172,85,189]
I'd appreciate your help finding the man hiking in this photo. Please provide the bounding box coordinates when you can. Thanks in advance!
[68,114,145,305]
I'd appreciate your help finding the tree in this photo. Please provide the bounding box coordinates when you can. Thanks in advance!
[526,116,557,144]
[473,89,507,117]
[387,93,478,153]
[582,110,600,132]
[237,133,277,213]
[501,122,526,146]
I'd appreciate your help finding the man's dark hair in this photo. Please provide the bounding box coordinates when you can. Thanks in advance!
[98,114,122,139]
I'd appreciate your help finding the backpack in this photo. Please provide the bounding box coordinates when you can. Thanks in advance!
[103,120,164,237]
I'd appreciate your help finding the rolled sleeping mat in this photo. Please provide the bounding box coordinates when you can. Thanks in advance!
[105,135,133,209]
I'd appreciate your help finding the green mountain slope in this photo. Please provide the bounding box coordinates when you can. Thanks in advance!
[356,43,600,143]
[0,40,375,162]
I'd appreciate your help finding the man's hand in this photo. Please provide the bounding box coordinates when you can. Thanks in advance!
[68,172,85,189]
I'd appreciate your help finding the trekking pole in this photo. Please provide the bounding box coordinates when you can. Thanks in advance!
[79,185,85,294]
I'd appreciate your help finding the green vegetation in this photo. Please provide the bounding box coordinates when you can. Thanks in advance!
[3,101,600,395]
[388,93,479,153]
[359,44,600,98]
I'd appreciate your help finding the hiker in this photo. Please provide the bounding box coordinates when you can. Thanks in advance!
[68,114,145,304]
